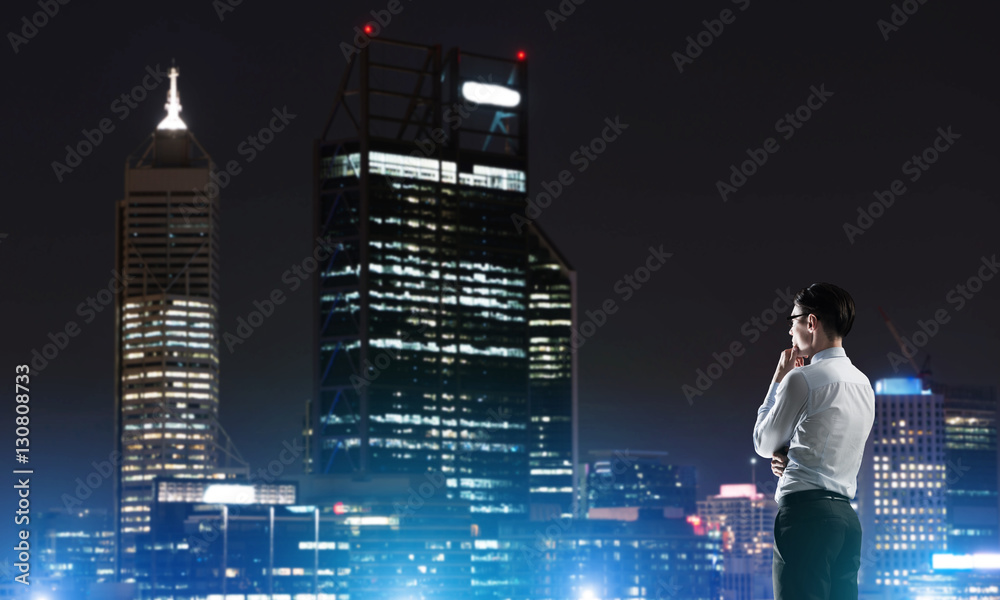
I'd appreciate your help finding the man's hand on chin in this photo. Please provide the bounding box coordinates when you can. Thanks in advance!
[773,346,807,384]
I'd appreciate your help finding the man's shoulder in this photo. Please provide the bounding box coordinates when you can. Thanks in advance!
[799,358,872,389]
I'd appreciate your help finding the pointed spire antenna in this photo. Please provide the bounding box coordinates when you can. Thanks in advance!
[157,63,187,131]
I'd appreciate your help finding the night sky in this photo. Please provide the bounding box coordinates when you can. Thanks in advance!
[2,0,999,543]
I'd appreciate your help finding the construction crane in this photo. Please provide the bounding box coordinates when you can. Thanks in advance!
[878,306,933,390]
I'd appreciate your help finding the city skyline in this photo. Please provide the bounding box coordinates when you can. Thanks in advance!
[3,0,1000,574]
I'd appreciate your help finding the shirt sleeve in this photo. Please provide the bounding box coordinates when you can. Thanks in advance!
[753,370,809,458]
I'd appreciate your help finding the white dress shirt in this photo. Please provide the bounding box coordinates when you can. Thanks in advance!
[753,346,875,502]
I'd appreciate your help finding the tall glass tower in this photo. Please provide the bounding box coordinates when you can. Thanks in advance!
[932,382,999,553]
[311,39,577,517]
[527,229,577,518]
[113,68,225,580]
[858,378,948,596]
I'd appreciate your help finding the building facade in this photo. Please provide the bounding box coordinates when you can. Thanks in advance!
[496,516,722,600]
[932,382,999,554]
[584,451,698,519]
[310,39,576,518]
[139,475,720,600]
[906,552,1000,599]
[697,484,778,600]
[858,378,949,596]
[114,67,240,581]
[31,509,115,600]
[526,230,576,518]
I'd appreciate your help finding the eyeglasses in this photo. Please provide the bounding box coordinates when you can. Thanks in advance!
[786,313,810,322]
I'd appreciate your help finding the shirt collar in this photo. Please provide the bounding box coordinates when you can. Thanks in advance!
[811,346,847,364]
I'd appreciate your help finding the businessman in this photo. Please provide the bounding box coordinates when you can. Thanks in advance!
[753,283,875,600]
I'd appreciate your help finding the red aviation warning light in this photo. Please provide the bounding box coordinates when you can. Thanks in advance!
[516,50,526,61]
[363,24,373,34]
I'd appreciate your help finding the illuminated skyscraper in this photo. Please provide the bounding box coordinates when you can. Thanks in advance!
[858,378,948,596]
[932,382,999,554]
[697,484,777,600]
[113,68,239,580]
[527,230,576,518]
[311,39,577,517]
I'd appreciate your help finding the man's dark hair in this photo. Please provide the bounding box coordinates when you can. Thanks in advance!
[794,283,856,339]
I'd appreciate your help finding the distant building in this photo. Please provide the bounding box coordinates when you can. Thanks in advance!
[932,382,999,554]
[114,65,247,582]
[857,377,948,597]
[495,516,722,600]
[906,552,1000,599]
[143,474,476,599]
[136,474,719,599]
[526,231,577,519]
[139,478,307,598]
[697,484,778,600]
[584,450,697,519]
[31,508,114,599]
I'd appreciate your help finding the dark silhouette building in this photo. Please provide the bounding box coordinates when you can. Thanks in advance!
[584,450,698,518]
[309,39,577,518]
[932,382,999,554]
